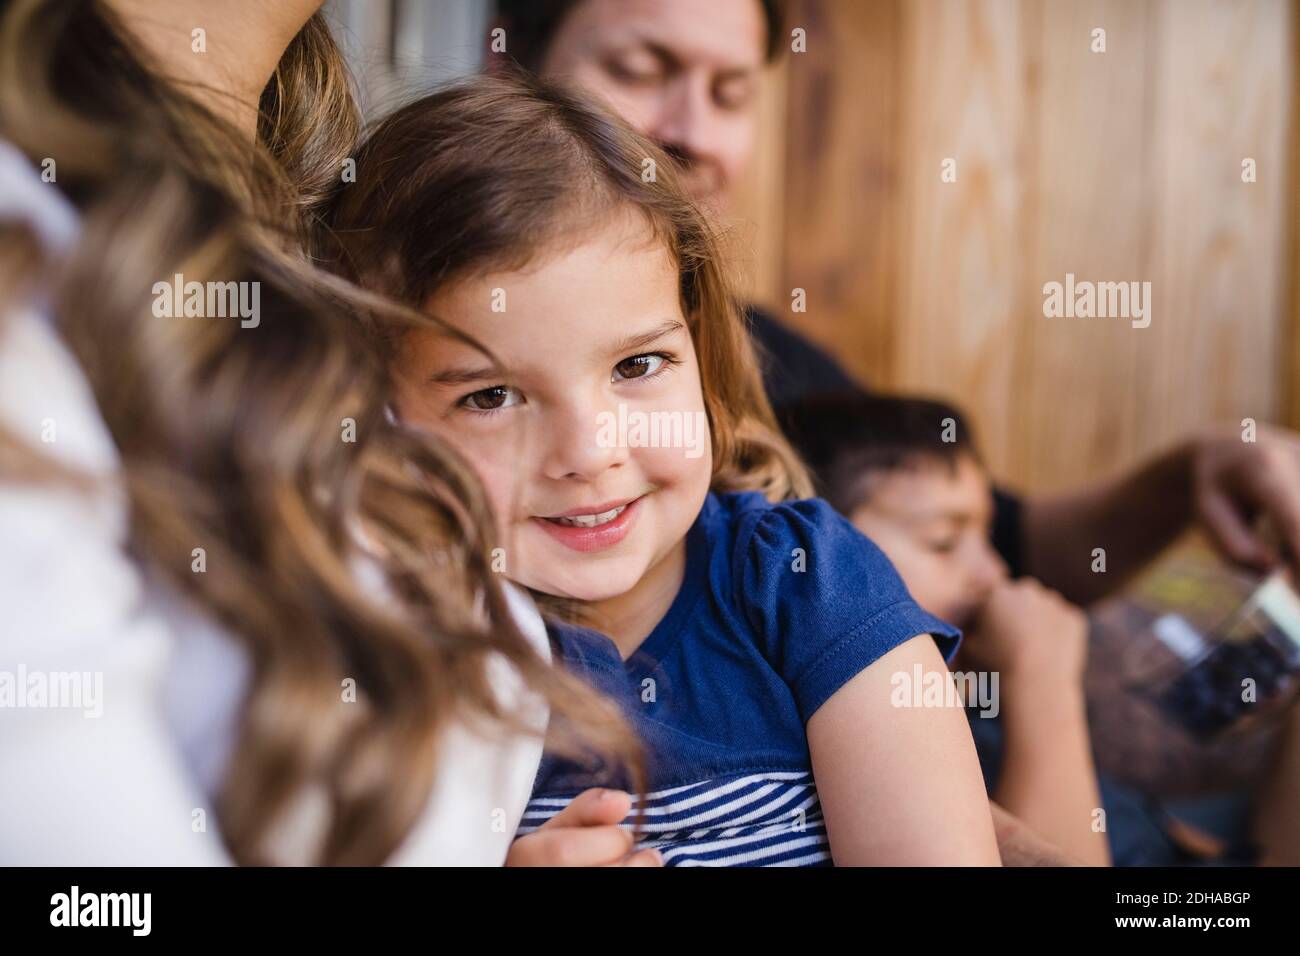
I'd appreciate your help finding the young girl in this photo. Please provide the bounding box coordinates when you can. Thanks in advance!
[330,75,1000,866]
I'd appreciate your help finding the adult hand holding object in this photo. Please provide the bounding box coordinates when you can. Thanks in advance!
[1026,424,1300,606]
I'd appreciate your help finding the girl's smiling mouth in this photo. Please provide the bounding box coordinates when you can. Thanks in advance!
[533,495,645,552]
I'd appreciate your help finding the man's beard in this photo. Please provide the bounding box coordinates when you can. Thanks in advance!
[659,142,725,210]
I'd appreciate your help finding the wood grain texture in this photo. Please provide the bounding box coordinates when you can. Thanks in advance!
[1014,0,1153,491]
[765,0,1294,493]
[894,0,1035,485]
[1138,0,1291,482]
[727,37,789,307]
[776,0,906,387]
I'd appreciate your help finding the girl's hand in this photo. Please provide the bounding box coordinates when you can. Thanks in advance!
[505,788,663,867]
[964,578,1088,683]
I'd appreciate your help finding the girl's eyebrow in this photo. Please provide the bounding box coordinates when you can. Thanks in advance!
[423,320,685,386]
[609,319,686,356]
[425,364,499,387]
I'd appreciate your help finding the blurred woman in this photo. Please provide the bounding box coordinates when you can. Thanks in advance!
[0,0,639,865]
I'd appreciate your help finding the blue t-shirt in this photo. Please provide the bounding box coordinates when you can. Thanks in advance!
[517,491,961,866]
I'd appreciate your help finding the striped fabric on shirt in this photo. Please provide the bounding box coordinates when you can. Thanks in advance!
[517,771,831,867]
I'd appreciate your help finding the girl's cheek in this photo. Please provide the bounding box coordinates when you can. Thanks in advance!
[627,417,712,479]
[458,439,521,509]
[462,456,527,540]
[389,387,431,431]
[403,417,519,519]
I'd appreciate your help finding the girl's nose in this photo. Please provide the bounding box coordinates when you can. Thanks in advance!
[540,398,629,482]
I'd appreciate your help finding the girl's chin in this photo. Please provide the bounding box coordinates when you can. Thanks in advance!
[519,566,644,606]
[538,579,638,605]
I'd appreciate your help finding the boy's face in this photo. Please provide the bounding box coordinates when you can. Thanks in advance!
[849,454,1008,630]
[536,0,766,212]
[388,211,714,607]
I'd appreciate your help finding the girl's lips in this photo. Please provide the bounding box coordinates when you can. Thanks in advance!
[532,496,642,553]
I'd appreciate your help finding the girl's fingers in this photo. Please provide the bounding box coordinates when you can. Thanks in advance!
[539,787,632,830]
[618,847,664,867]
[511,824,634,867]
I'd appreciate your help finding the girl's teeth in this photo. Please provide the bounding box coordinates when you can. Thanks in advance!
[549,505,626,528]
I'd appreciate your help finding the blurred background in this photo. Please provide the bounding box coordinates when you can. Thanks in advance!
[324,0,1296,495]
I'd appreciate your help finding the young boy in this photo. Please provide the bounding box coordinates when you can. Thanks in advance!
[783,392,1114,865]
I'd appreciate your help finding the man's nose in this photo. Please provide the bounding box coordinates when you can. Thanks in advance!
[651,74,718,168]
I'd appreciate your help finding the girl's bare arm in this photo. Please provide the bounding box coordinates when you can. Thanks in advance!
[808,635,1001,866]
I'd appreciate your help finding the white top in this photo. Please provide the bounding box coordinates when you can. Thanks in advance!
[0,142,547,865]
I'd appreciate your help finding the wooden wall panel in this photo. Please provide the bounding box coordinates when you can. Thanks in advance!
[768,0,1295,493]
[1288,0,1300,430]
[1138,0,1291,468]
[774,0,907,387]
[892,0,1035,485]
[726,39,789,306]
[1013,0,1154,491]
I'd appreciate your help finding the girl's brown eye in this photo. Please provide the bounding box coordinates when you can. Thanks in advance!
[613,354,664,381]
[462,385,520,411]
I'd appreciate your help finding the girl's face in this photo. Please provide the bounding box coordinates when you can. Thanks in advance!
[391,212,714,606]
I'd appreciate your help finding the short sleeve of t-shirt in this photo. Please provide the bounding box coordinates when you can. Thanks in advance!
[737,497,961,724]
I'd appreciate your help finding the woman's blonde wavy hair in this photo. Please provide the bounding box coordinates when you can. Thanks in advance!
[326,73,813,507]
[0,0,640,865]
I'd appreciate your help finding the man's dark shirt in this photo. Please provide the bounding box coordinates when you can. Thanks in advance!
[746,305,1025,577]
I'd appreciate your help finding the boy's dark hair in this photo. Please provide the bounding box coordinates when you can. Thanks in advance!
[781,391,980,515]
[494,0,789,73]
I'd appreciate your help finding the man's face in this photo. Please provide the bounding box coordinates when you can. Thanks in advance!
[537,0,767,212]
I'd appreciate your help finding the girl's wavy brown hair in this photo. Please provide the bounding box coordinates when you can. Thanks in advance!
[0,0,639,865]
[325,73,812,505]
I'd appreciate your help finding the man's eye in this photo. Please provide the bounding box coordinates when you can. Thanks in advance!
[607,53,663,83]
[460,385,521,412]
[715,77,755,111]
[613,353,667,381]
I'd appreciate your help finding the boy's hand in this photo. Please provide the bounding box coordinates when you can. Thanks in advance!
[963,578,1088,683]
[505,788,663,867]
